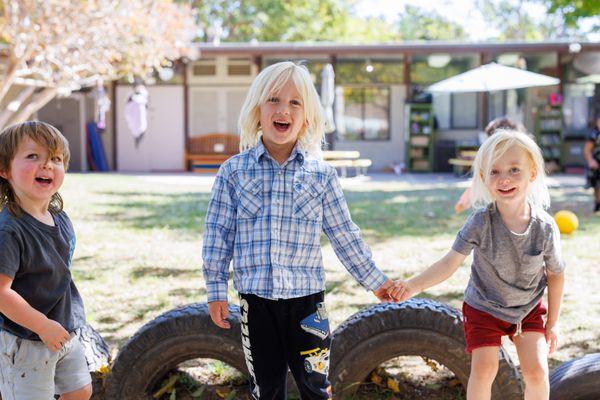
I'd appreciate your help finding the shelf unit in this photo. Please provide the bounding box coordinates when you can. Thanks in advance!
[535,105,563,173]
[406,103,435,172]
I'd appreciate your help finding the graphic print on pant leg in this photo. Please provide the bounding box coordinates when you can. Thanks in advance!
[300,302,329,340]
[299,347,330,376]
[240,298,260,399]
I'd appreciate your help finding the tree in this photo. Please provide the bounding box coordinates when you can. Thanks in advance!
[193,0,398,43]
[475,0,593,40]
[542,0,600,29]
[0,0,197,130]
[397,5,468,41]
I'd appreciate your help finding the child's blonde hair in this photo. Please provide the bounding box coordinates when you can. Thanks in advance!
[0,121,70,215]
[471,129,550,210]
[238,61,325,155]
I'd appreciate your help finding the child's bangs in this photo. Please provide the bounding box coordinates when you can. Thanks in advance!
[23,122,70,165]
[261,67,295,103]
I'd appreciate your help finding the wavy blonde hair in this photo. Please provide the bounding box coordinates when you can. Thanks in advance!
[471,129,550,210]
[0,121,70,216]
[238,61,325,155]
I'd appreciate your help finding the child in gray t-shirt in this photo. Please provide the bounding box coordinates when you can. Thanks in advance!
[391,129,565,400]
[0,121,91,400]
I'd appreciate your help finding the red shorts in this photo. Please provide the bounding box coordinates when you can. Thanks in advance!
[462,301,547,353]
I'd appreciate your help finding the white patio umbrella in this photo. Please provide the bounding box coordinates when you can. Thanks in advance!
[427,62,560,93]
[320,63,336,133]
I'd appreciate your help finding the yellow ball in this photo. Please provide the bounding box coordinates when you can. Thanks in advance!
[554,210,579,234]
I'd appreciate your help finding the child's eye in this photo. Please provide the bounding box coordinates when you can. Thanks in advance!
[290,99,302,106]
[26,153,38,159]
[510,167,520,174]
[267,97,279,104]
[51,155,63,163]
[490,169,498,176]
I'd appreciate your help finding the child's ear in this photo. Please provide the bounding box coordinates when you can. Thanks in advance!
[530,167,537,182]
[0,170,9,180]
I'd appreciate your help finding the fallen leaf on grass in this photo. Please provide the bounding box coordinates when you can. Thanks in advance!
[153,375,178,398]
[387,377,401,393]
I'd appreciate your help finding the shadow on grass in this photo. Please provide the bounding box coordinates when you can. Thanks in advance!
[130,266,197,280]
[88,184,599,242]
[94,191,210,235]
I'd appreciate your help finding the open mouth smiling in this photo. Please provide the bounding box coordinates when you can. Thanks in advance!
[273,121,291,131]
[35,177,53,184]
[498,187,516,194]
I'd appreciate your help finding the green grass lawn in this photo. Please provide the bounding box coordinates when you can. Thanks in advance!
[62,173,600,373]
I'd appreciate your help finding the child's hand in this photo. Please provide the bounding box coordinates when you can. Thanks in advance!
[545,323,559,354]
[589,159,599,170]
[208,300,231,329]
[388,280,416,302]
[38,319,70,352]
[373,279,396,303]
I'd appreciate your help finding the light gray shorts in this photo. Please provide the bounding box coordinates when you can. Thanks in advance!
[0,330,92,399]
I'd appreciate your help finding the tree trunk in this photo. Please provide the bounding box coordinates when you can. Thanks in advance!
[4,87,58,129]
[0,85,36,129]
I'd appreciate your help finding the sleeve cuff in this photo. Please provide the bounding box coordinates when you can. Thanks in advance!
[206,281,229,302]
[451,235,472,256]
[362,269,388,292]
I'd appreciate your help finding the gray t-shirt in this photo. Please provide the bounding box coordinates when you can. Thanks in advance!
[0,208,86,340]
[452,203,565,324]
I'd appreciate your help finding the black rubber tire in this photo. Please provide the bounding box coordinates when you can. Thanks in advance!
[550,353,600,400]
[329,298,523,400]
[104,303,246,400]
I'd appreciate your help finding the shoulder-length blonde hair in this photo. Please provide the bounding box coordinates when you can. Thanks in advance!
[0,121,70,215]
[471,129,550,210]
[238,61,325,155]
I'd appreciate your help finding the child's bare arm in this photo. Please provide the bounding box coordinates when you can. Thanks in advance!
[546,270,565,353]
[392,249,467,301]
[0,273,70,351]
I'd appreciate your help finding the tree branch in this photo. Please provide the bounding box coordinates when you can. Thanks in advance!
[5,87,57,127]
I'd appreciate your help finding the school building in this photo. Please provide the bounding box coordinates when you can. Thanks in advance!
[38,41,600,173]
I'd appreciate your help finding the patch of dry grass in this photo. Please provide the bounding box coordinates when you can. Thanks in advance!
[62,173,600,374]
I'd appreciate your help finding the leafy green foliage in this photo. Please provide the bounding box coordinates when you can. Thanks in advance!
[397,5,468,40]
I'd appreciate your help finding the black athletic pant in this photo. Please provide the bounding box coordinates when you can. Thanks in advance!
[239,292,331,400]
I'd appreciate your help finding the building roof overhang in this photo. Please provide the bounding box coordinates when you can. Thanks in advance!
[195,41,600,57]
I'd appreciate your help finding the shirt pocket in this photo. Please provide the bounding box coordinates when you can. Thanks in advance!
[293,178,324,221]
[520,252,544,276]
[237,178,263,219]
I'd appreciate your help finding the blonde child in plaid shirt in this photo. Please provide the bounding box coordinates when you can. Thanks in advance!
[202,61,399,399]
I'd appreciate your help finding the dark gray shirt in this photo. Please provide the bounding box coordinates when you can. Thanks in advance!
[452,203,565,324]
[0,208,86,340]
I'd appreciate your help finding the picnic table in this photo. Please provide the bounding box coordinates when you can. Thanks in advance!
[448,143,479,176]
[323,150,371,177]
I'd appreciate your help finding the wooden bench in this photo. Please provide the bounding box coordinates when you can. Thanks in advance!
[323,151,371,177]
[185,133,239,173]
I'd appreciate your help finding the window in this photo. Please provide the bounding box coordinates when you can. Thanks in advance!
[336,86,390,141]
[411,54,479,130]
[432,92,478,129]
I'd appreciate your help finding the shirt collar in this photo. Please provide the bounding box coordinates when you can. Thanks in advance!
[252,139,306,165]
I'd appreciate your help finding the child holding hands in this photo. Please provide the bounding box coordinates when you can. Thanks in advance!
[202,61,397,399]
[392,130,565,400]
[0,121,91,400]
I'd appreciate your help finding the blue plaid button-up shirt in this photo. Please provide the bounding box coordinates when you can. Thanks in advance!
[202,141,388,302]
